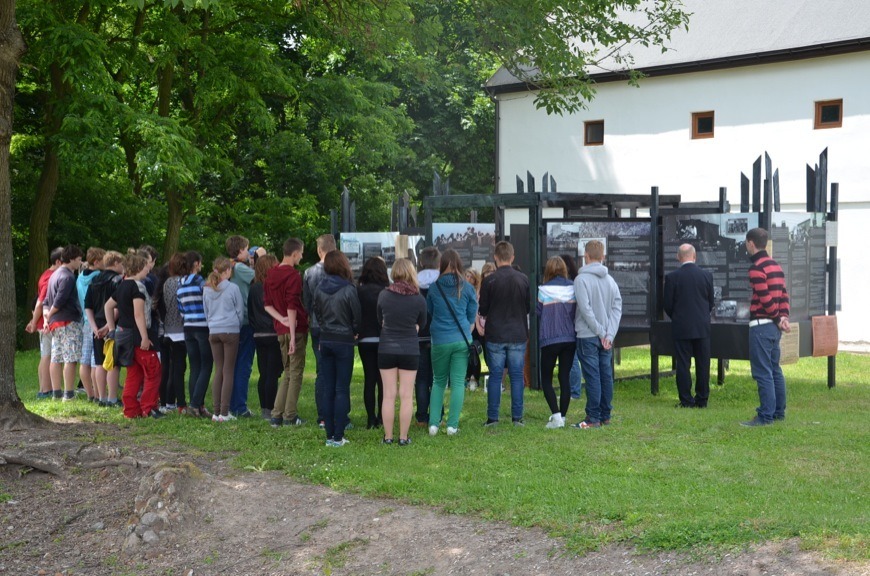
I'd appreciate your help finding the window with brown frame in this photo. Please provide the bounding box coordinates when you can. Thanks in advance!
[584,120,604,146]
[692,111,715,139]
[814,99,842,129]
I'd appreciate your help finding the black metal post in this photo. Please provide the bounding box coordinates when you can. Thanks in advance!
[827,183,838,389]
[650,186,660,395]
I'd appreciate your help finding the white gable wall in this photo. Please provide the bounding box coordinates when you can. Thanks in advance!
[496,52,870,343]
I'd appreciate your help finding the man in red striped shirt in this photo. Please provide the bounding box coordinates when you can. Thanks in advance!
[741,227,790,427]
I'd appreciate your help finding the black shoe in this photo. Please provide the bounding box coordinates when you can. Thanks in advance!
[398,438,412,446]
[382,437,394,445]
[512,418,525,427]
[773,414,785,421]
[233,409,253,418]
[675,402,694,408]
[270,417,283,428]
[740,416,771,427]
[149,409,164,419]
[484,418,499,427]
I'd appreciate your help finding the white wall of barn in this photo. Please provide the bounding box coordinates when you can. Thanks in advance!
[495,52,870,343]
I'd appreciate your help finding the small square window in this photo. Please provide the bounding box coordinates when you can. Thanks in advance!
[584,120,604,146]
[692,111,714,139]
[814,99,842,129]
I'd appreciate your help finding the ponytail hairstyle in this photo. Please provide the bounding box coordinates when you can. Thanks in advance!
[439,248,465,298]
[207,257,233,290]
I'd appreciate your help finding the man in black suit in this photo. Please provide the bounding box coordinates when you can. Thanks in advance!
[664,244,715,408]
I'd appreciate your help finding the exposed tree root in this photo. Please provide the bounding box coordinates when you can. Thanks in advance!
[81,456,143,469]
[0,450,65,477]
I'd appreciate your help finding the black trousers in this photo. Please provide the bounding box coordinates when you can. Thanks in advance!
[160,336,188,407]
[673,337,710,407]
[358,342,383,425]
[415,342,433,423]
[540,341,575,416]
[255,335,282,411]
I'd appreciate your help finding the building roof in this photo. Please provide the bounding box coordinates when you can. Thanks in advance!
[487,0,870,92]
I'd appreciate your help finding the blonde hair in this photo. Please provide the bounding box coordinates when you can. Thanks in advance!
[584,240,605,262]
[391,258,419,289]
[543,257,568,284]
[123,252,148,277]
[207,257,233,290]
[465,268,481,293]
[103,250,124,269]
[481,262,496,279]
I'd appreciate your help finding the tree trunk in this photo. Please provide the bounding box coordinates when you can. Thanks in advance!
[25,141,59,309]
[163,185,185,261]
[25,62,66,317]
[1,0,45,427]
[158,61,183,261]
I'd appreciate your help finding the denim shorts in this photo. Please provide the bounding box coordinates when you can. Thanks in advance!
[80,327,97,366]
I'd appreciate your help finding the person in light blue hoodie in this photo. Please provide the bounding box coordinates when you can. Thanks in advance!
[573,240,622,429]
[536,257,577,429]
[203,257,244,422]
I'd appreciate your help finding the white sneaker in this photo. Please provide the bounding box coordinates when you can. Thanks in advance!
[212,414,220,422]
[428,425,438,436]
[545,413,565,429]
[446,427,459,436]
[222,413,237,422]
[468,377,477,391]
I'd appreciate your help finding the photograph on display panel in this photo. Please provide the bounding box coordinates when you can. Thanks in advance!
[545,219,652,329]
[432,223,496,271]
[662,213,759,323]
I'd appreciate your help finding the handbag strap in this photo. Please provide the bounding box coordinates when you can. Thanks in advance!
[435,280,472,348]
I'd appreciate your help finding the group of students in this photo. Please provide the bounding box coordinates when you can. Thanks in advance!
[26,232,627,446]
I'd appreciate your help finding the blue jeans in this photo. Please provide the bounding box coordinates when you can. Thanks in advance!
[749,322,786,422]
[230,324,255,414]
[319,341,354,441]
[184,327,213,409]
[569,346,583,399]
[578,337,613,423]
[415,342,433,423]
[485,341,526,421]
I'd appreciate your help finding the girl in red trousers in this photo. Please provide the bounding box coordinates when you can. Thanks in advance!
[104,251,163,419]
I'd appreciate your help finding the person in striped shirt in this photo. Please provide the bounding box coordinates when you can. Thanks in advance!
[741,227,790,427]
[178,251,213,418]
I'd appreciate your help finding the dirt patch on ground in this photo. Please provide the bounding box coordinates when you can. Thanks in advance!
[1,421,866,576]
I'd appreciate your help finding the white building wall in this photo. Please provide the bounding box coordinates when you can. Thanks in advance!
[495,52,870,343]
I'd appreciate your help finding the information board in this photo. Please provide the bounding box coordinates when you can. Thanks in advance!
[770,213,828,322]
[662,214,760,323]
[662,212,827,324]
[340,232,424,279]
[545,219,652,329]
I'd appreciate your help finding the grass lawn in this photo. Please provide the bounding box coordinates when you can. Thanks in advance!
[13,347,869,559]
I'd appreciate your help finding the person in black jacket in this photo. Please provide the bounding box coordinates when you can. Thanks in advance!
[357,257,389,429]
[663,243,715,408]
[313,251,361,447]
